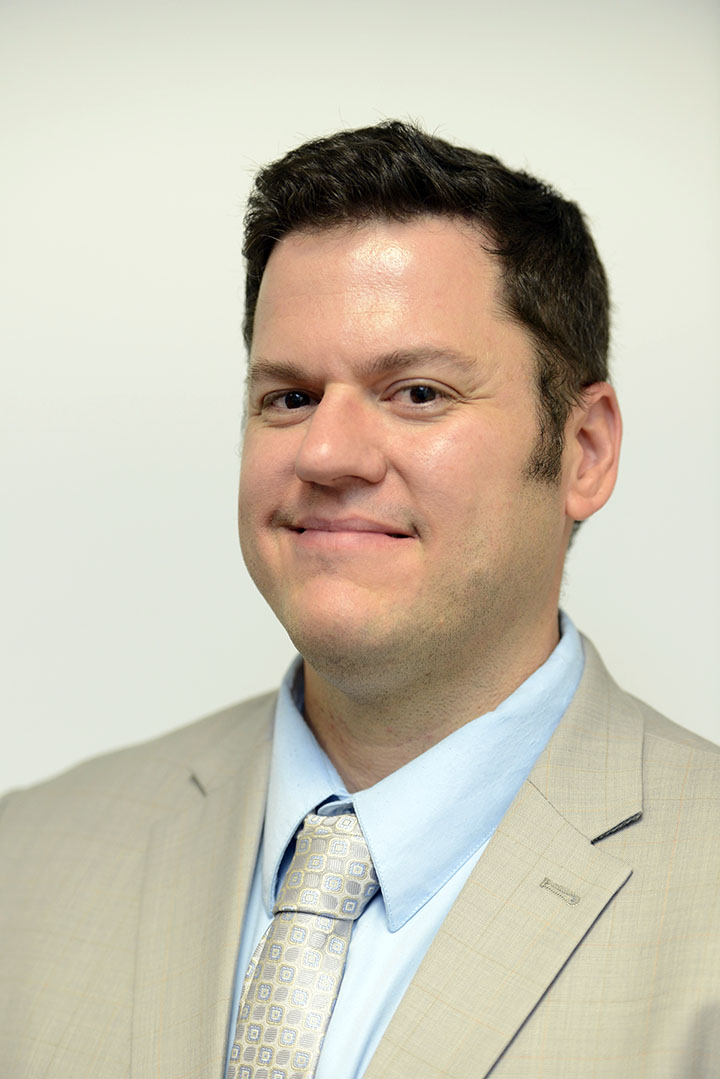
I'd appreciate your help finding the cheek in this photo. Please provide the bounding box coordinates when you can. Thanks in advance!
[403,423,537,540]
[239,432,284,507]
[403,426,490,505]
[238,446,273,539]
[237,459,258,519]
[426,412,534,477]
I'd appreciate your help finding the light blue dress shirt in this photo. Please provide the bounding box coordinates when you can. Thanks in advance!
[227,612,584,1078]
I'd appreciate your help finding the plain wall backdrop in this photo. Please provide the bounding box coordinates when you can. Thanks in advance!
[2,0,719,792]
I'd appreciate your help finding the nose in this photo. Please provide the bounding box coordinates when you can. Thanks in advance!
[294,389,388,487]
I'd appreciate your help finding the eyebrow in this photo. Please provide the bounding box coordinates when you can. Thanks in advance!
[246,347,477,391]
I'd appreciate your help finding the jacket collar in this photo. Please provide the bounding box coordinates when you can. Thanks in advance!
[131,691,276,1079]
[365,635,643,1079]
[527,635,643,842]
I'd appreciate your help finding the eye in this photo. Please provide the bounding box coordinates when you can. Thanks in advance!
[390,383,452,407]
[280,391,312,410]
[406,385,440,404]
[262,389,316,411]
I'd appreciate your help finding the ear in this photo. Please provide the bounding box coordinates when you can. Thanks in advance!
[564,382,622,523]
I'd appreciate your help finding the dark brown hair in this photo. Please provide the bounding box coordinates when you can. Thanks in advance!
[242,120,609,481]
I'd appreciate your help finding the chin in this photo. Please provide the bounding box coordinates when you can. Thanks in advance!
[269,577,399,640]
[283,606,387,655]
[277,599,400,670]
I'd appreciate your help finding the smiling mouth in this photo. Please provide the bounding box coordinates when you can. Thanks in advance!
[283,518,417,551]
[285,514,416,539]
[293,527,411,539]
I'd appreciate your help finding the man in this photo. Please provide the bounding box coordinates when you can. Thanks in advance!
[1,122,718,1079]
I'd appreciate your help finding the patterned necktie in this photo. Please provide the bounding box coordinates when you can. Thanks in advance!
[227,811,380,1079]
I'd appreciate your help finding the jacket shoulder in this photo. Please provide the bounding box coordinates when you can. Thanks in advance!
[636,696,720,756]
[580,634,719,759]
[0,690,277,828]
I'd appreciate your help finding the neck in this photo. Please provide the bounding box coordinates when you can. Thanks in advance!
[302,613,561,793]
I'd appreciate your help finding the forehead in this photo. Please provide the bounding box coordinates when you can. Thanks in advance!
[250,217,533,377]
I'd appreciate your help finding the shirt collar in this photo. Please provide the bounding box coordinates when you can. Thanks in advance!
[262,612,584,931]
[261,662,350,908]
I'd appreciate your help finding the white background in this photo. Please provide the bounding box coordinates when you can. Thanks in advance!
[2,0,718,792]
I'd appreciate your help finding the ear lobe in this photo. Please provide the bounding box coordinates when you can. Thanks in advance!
[564,382,622,523]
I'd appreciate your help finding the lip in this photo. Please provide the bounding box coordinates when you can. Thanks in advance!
[290,516,414,538]
[280,515,416,551]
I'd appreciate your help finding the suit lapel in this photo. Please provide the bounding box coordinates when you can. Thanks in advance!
[366,638,644,1079]
[131,694,275,1079]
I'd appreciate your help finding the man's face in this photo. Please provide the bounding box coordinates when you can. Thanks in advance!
[239,217,571,687]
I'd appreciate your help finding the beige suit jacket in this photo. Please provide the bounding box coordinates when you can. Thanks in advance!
[1,638,719,1078]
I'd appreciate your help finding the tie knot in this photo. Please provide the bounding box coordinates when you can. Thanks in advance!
[274,812,380,921]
